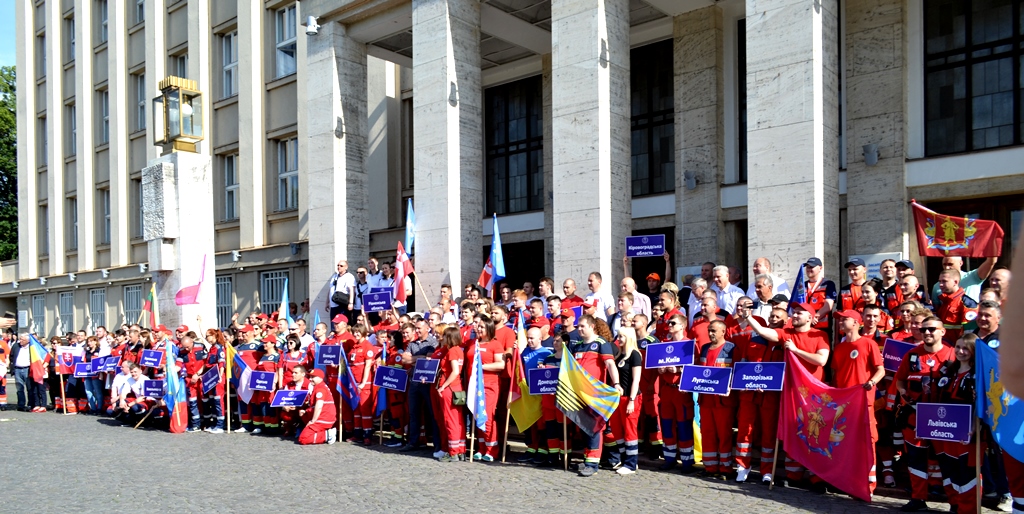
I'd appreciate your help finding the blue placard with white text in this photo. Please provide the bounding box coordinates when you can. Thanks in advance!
[317,345,342,367]
[882,338,916,372]
[73,363,93,378]
[363,291,394,313]
[731,362,785,391]
[248,371,276,391]
[412,358,440,384]
[142,379,164,397]
[100,356,122,372]
[373,366,408,392]
[916,403,972,443]
[201,366,220,395]
[625,234,665,258]
[644,340,695,369]
[270,390,308,408]
[679,365,733,395]
[527,367,559,395]
[139,349,163,368]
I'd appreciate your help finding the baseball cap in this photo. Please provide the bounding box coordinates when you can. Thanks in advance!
[256,313,269,320]
[266,321,279,329]
[790,302,817,314]
[310,369,326,380]
[238,324,255,333]
[844,258,866,268]
[332,313,349,324]
[176,325,189,333]
[560,308,575,318]
[155,324,170,334]
[582,298,598,309]
[805,257,823,268]
[646,273,661,281]
[833,309,862,323]
[896,259,914,270]
[262,334,277,344]
[769,294,789,305]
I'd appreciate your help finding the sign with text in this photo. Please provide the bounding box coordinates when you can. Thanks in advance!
[317,345,342,367]
[373,366,408,392]
[99,356,122,372]
[139,349,164,368]
[644,340,696,369]
[625,234,665,258]
[248,371,276,391]
[527,367,559,395]
[679,365,733,396]
[882,338,916,372]
[270,390,309,408]
[201,366,220,395]
[412,358,440,384]
[363,291,394,313]
[915,403,972,443]
[142,379,164,397]
[73,363,93,378]
[731,362,785,391]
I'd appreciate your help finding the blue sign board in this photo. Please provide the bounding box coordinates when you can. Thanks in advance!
[882,338,916,372]
[625,234,665,258]
[678,365,733,396]
[317,345,342,367]
[100,356,122,372]
[527,367,559,395]
[201,366,220,395]
[249,371,276,391]
[142,379,164,397]
[139,349,163,368]
[731,362,785,391]
[270,390,309,408]
[73,362,93,378]
[363,291,394,313]
[412,358,440,384]
[916,403,973,443]
[373,366,408,392]
[644,340,695,369]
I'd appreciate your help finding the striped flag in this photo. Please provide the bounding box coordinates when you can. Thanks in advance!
[27,335,50,384]
[555,346,619,437]
[141,283,159,328]
[225,344,254,404]
[467,341,488,430]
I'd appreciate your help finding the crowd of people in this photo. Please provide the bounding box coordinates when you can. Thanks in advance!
[1,253,1020,513]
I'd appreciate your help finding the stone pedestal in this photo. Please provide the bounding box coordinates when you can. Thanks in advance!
[141,151,216,330]
[550,0,631,286]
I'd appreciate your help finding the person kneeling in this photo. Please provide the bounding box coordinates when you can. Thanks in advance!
[297,369,337,445]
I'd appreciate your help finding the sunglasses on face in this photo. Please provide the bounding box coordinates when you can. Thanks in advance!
[920,326,940,333]
[668,322,678,327]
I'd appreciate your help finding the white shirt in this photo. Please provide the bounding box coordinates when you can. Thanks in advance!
[745,273,792,300]
[687,294,702,325]
[586,290,616,322]
[629,290,652,319]
[711,283,745,314]
[329,272,356,308]
[111,373,131,400]
[366,271,386,290]
[299,333,315,351]
[15,343,30,367]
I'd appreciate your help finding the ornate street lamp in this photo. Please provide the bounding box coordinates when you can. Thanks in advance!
[152,76,203,153]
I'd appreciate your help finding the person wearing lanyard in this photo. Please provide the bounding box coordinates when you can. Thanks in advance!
[431,327,466,462]
[607,327,642,475]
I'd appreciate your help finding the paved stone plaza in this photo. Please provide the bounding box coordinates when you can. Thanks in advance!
[0,409,915,513]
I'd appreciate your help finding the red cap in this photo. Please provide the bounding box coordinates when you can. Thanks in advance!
[270,312,280,321]
[262,334,277,344]
[176,325,189,333]
[238,324,255,333]
[582,298,598,309]
[155,324,169,334]
[310,369,326,380]
[646,273,661,281]
[332,314,349,324]
[266,321,279,329]
[833,310,863,323]
[790,302,817,314]
[257,313,269,320]
[560,308,575,318]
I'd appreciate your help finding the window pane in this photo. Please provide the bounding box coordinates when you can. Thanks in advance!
[484,75,543,215]
[630,40,674,195]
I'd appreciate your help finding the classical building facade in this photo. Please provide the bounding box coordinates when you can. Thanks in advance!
[8,0,1023,336]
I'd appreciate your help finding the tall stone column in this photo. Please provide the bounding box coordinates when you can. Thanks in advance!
[412,0,483,301]
[141,152,216,330]
[550,0,631,286]
[674,6,726,271]
[305,21,370,318]
[745,0,840,281]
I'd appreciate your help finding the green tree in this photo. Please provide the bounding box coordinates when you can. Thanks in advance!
[0,66,16,261]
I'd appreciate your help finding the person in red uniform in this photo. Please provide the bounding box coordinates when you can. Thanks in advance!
[251,336,281,435]
[278,335,305,389]
[348,325,377,444]
[307,315,347,436]
[733,303,784,484]
[657,313,695,474]
[861,303,899,486]
[696,319,738,478]
[298,369,337,445]
[466,315,505,462]
[279,365,312,438]
[744,301,830,486]
[233,324,263,433]
[489,305,517,455]
[538,334,566,466]
[572,314,621,477]
[803,257,838,339]
[934,269,979,344]
[893,316,958,512]
[527,298,551,339]
[432,327,465,462]
[560,278,585,310]
[203,329,227,433]
[632,314,663,458]
[606,327,643,475]
[178,332,208,433]
[654,290,684,342]
[934,333,981,514]
[382,329,408,447]
[689,294,738,348]
[831,310,886,492]
[839,258,868,312]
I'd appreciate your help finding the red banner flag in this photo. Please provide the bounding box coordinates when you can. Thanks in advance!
[778,352,874,502]
[394,242,414,303]
[911,201,1004,257]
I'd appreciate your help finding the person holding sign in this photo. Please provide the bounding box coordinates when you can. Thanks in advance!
[202,329,228,433]
[251,337,281,435]
[279,365,312,437]
[179,333,209,433]
[607,327,642,475]
[298,369,337,445]
[348,326,377,445]
[518,327,552,464]
[732,307,783,484]
[696,320,738,479]
[82,336,104,414]
[933,334,980,514]
[431,327,466,462]
[656,313,695,473]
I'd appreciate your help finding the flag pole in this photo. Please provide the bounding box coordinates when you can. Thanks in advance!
[563,416,568,471]
[379,407,385,446]
[133,406,155,429]
[412,274,433,313]
[975,417,982,514]
[769,435,781,490]
[501,342,521,463]
[469,415,477,462]
[59,373,68,415]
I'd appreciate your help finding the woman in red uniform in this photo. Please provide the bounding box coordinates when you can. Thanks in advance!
[278,335,305,389]
[431,327,465,462]
[203,329,227,433]
[348,326,377,444]
[468,315,505,462]
[251,336,280,435]
[935,334,981,514]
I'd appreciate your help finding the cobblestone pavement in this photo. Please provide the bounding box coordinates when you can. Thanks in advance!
[0,409,931,513]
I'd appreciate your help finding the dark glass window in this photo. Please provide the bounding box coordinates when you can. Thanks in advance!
[630,40,675,196]
[485,76,544,215]
[738,19,748,182]
[925,0,1024,156]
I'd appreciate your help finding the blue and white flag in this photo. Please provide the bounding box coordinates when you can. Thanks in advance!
[977,342,1024,463]
[788,265,806,312]
[279,278,295,328]
[467,341,488,430]
[477,214,506,294]
[405,198,416,256]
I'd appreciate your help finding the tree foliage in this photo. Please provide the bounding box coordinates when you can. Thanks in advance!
[0,66,16,261]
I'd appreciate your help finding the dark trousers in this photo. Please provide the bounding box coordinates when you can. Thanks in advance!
[407,383,440,448]
[29,379,47,408]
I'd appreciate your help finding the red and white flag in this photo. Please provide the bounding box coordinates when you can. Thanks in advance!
[395,242,414,303]
[477,257,496,293]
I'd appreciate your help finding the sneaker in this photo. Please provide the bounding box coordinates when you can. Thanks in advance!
[433,450,446,459]
[250,428,262,435]
[761,473,772,485]
[481,454,494,462]
[900,499,928,512]
[472,452,483,461]
[579,466,598,477]
[207,428,225,434]
[735,467,750,483]
[399,444,421,453]
[616,467,636,475]
[517,453,535,464]
[385,439,404,448]
[327,428,337,445]
[234,426,248,433]
[610,461,623,470]
[186,427,202,433]
[997,495,1013,512]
